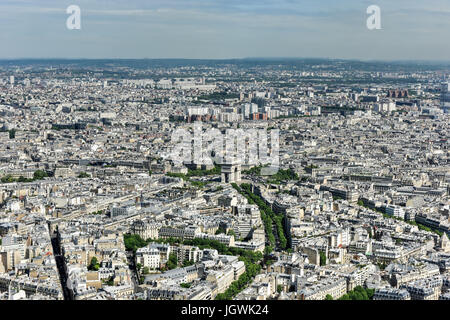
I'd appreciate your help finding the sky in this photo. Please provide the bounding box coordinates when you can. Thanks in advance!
[0,0,449,61]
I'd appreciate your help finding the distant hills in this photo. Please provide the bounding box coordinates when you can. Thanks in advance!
[0,57,449,72]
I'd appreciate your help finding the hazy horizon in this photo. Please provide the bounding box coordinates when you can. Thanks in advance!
[1,57,450,65]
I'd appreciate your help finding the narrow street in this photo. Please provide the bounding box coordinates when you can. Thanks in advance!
[49,226,74,300]
[126,251,140,294]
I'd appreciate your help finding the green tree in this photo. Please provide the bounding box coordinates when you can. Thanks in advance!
[338,286,372,300]
[264,246,273,255]
[167,253,178,270]
[227,230,236,237]
[104,276,115,286]
[325,294,333,300]
[182,259,195,267]
[319,251,327,266]
[88,257,100,271]
[1,175,16,183]
[123,234,148,252]
[353,292,364,300]
[8,129,16,139]
[366,288,375,299]
[215,225,227,235]
[33,170,48,180]
[142,267,150,274]
[78,172,90,178]
[17,176,30,183]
